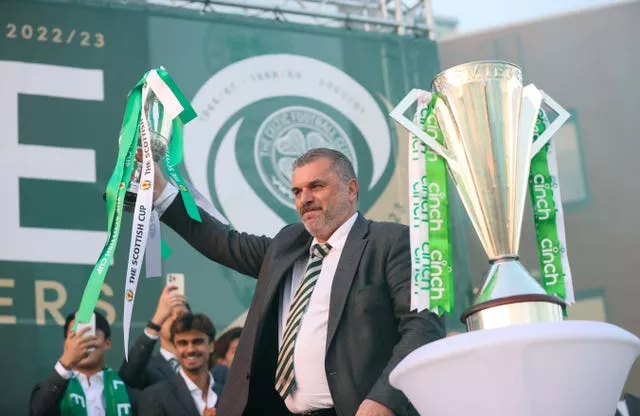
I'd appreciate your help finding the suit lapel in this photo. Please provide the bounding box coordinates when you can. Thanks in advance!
[326,214,369,350]
[260,232,312,316]
[171,374,201,416]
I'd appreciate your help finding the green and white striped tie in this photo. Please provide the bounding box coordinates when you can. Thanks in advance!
[275,242,332,399]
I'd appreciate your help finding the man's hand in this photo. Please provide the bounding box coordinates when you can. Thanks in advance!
[355,399,395,416]
[59,327,98,369]
[152,160,168,203]
[203,407,216,416]
[148,284,187,335]
[134,149,168,203]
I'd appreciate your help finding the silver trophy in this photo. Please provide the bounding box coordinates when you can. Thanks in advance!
[124,90,172,206]
[391,60,571,331]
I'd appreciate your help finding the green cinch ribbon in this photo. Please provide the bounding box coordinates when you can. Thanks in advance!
[75,77,144,326]
[158,67,201,223]
[529,109,567,300]
[422,94,455,314]
[60,368,131,416]
[75,68,201,326]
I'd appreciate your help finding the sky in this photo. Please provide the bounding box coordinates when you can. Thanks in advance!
[431,0,622,32]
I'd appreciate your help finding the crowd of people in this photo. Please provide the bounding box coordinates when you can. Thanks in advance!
[30,283,242,416]
[26,147,638,416]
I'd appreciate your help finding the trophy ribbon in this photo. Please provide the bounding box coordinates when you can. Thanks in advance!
[74,77,144,329]
[529,109,575,304]
[408,91,455,314]
[409,92,431,312]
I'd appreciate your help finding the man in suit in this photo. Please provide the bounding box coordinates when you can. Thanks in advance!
[153,148,445,416]
[139,313,223,416]
[616,393,640,416]
[29,311,145,416]
[119,284,190,389]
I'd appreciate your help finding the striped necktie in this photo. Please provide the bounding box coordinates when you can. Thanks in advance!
[275,242,332,399]
[169,357,180,373]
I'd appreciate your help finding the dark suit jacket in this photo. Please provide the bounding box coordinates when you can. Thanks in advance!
[138,373,224,416]
[119,333,176,389]
[616,393,640,416]
[29,368,141,416]
[161,199,445,416]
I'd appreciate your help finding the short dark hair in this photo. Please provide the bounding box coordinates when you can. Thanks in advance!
[171,313,216,343]
[293,148,356,183]
[213,327,242,360]
[63,310,111,340]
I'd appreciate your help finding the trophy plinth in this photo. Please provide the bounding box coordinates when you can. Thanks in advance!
[461,257,565,330]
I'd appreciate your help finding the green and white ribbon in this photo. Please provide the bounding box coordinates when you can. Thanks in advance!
[408,91,455,314]
[409,92,431,312]
[60,368,131,416]
[529,109,575,303]
[74,77,143,330]
[75,67,201,359]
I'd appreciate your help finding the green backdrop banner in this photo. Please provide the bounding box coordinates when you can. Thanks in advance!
[0,0,449,413]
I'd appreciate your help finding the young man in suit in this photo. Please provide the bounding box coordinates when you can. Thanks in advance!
[29,311,143,416]
[152,148,445,416]
[119,284,190,389]
[138,313,222,416]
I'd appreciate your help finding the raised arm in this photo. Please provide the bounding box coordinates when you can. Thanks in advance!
[160,194,272,279]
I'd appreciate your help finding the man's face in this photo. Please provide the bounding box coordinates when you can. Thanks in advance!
[174,330,214,373]
[65,319,111,370]
[225,338,240,366]
[291,157,358,241]
[161,304,189,343]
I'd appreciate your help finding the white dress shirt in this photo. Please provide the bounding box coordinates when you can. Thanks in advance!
[617,399,630,416]
[178,369,218,414]
[55,363,105,416]
[279,212,357,413]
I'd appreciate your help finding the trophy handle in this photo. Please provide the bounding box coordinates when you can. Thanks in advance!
[390,88,454,165]
[530,87,571,158]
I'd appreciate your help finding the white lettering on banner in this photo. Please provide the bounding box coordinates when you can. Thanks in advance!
[32,280,116,326]
[0,279,16,324]
[0,61,106,264]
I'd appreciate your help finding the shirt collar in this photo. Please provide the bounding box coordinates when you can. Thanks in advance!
[310,212,358,255]
[72,369,104,385]
[179,369,215,394]
[159,347,177,362]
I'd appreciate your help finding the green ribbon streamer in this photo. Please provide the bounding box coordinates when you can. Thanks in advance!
[423,94,455,314]
[75,77,145,326]
[529,109,566,300]
[60,368,131,416]
[157,68,201,224]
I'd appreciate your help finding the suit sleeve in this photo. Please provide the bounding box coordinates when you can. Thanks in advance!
[365,226,446,414]
[160,194,272,279]
[137,387,166,416]
[118,332,158,389]
[29,369,70,416]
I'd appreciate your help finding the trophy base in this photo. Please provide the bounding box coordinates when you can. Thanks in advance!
[461,293,565,331]
[461,257,565,331]
[389,320,640,416]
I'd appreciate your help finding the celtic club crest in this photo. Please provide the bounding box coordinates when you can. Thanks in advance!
[255,106,357,208]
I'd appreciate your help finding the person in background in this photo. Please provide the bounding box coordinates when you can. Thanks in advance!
[139,313,222,416]
[29,310,145,416]
[119,284,189,389]
[210,327,242,395]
